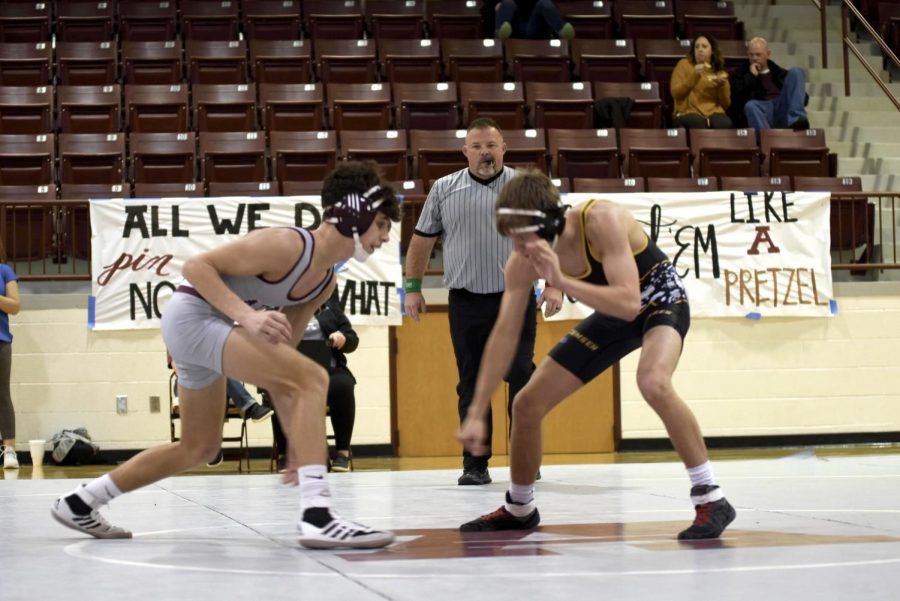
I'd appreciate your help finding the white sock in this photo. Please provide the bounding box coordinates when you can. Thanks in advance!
[298,464,332,511]
[78,474,123,509]
[686,461,716,488]
[505,482,536,518]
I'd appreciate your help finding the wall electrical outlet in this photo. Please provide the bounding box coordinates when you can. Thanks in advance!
[116,394,128,415]
[149,396,160,413]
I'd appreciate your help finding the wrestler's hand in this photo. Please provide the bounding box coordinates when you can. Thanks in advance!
[538,285,564,318]
[404,291,427,322]
[240,310,292,344]
[524,239,564,289]
[456,416,488,457]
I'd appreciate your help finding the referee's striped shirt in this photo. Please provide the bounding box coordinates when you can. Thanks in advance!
[414,166,517,294]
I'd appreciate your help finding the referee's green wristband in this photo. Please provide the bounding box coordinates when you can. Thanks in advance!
[404,278,422,293]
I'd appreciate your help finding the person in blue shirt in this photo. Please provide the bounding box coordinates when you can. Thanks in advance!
[0,239,21,470]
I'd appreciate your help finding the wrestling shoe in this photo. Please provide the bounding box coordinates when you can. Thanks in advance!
[460,493,540,532]
[298,507,394,549]
[678,485,736,540]
[51,491,132,539]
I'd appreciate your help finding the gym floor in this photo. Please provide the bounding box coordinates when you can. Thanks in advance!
[2,446,899,601]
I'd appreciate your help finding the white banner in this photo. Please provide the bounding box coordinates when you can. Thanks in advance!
[547,191,834,319]
[89,196,403,330]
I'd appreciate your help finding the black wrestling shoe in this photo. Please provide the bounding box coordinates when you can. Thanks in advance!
[458,467,492,485]
[678,485,736,540]
[460,493,540,532]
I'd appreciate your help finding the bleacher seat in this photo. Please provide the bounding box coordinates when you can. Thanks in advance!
[593,81,663,128]
[56,2,115,42]
[548,128,620,181]
[0,184,55,261]
[558,1,615,38]
[186,40,248,85]
[676,1,743,41]
[0,3,51,43]
[526,82,594,129]
[258,83,325,132]
[122,41,183,85]
[0,42,52,86]
[269,130,338,185]
[572,177,646,192]
[193,84,258,132]
[199,131,267,184]
[616,0,678,40]
[57,42,118,86]
[378,39,442,84]
[690,128,761,177]
[326,83,393,130]
[250,40,312,84]
[572,39,639,83]
[242,0,303,40]
[58,85,122,134]
[182,0,241,41]
[130,132,198,184]
[0,86,54,134]
[441,38,504,83]
[760,129,832,177]
[125,84,190,133]
[134,182,204,198]
[795,176,874,264]
[409,129,467,186]
[459,81,527,129]
[498,129,548,173]
[208,181,279,197]
[719,176,792,192]
[0,133,54,185]
[282,180,326,196]
[646,176,720,192]
[504,39,572,83]
[303,0,365,39]
[315,39,379,84]
[365,0,427,39]
[393,82,460,130]
[339,129,409,180]
[120,2,179,42]
[426,1,482,39]
[59,133,125,184]
[619,128,691,178]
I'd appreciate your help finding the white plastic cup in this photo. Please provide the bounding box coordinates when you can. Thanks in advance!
[29,440,46,467]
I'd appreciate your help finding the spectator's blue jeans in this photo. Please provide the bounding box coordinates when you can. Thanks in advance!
[495,0,565,39]
[226,378,255,412]
[744,67,808,129]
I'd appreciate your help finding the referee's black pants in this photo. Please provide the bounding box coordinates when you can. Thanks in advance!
[448,288,537,471]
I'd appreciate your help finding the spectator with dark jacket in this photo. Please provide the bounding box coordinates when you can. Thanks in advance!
[272,290,359,472]
[729,37,810,130]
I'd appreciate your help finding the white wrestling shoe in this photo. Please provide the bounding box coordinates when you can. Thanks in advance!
[298,507,394,549]
[51,493,132,539]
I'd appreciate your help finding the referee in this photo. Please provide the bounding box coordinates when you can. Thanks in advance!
[403,117,562,485]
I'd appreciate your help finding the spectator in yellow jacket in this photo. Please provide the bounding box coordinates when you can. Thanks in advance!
[670,34,732,129]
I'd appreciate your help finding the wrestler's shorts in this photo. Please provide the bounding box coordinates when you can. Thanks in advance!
[160,290,234,389]
[547,300,690,384]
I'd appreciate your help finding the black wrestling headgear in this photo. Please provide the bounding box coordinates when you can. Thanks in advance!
[496,203,568,243]
[323,185,386,238]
